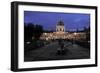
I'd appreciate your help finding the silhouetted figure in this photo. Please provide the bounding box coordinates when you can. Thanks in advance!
[57,39,65,55]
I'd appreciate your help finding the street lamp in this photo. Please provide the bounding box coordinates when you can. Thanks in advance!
[74,32,77,40]
[73,32,77,44]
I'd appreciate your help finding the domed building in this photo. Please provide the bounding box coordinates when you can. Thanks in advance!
[40,20,68,40]
[56,21,65,33]
[39,20,87,41]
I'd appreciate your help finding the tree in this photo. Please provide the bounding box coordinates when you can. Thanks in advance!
[33,24,43,40]
[24,23,34,42]
[24,23,43,42]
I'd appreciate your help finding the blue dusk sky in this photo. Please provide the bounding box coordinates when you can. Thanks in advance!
[24,11,90,31]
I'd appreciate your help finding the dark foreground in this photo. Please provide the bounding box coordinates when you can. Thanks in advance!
[24,41,90,62]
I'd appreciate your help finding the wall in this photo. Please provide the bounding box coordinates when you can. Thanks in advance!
[0,0,99,73]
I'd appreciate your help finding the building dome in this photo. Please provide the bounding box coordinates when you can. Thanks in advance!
[56,20,65,32]
[57,21,64,25]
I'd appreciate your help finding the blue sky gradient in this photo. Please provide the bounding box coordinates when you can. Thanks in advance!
[24,11,90,31]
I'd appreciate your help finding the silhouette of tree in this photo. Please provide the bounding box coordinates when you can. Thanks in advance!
[33,24,43,40]
[24,23,43,42]
[24,23,34,42]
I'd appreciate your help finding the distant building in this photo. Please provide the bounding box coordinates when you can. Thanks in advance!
[56,21,65,33]
[38,20,87,41]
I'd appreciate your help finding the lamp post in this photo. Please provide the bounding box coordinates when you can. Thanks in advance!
[74,32,77,44]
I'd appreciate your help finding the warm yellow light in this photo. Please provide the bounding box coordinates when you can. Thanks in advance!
[74,32,77,35]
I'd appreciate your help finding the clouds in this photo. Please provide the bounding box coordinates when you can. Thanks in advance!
[24,11,90,31]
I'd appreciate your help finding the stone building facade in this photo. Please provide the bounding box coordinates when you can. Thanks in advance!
[40,20,86,41]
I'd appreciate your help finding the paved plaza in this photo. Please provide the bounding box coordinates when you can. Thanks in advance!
[24,41,90,62]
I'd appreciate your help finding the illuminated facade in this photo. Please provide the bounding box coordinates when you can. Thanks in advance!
[39,20,87,41]
[56,21,65,33]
